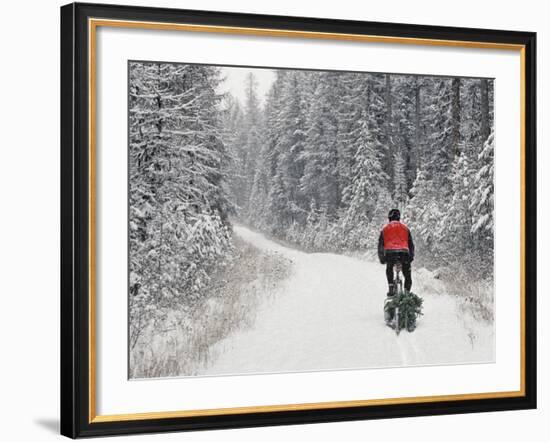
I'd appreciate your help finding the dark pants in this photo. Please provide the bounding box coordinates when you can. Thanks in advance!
[385,251,412,292]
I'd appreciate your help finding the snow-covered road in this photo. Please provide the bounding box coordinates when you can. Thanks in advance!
[204,225,494,376]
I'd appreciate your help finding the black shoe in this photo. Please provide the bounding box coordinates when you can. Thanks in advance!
[387,284,395,297]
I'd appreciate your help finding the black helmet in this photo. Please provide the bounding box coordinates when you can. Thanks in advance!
[388,208,400,221]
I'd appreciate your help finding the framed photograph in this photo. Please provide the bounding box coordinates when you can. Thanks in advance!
[60,2,536,438]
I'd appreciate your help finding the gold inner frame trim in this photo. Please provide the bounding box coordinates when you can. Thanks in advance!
[88,17,527,424]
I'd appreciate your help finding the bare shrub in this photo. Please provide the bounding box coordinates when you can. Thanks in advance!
[129,235,292,379]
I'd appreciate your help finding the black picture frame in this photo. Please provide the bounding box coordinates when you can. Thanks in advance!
[61,2,537,438]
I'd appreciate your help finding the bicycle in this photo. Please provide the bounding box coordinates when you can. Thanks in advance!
[384,261,423,335]
[384,262,403,335]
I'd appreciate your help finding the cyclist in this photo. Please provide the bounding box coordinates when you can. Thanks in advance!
[377,208,415,297]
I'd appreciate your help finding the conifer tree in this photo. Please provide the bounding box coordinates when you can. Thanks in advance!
[300,73,340,215]
[470,132,494,243]
[129,62,231,347]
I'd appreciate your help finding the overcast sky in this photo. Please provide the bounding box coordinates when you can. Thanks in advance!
[219,66,276,106]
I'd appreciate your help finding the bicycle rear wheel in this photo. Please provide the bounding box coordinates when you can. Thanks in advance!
[395,306,400,335]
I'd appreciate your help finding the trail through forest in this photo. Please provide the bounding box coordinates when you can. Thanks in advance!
[128,63,495,378]
[204,225,494,376]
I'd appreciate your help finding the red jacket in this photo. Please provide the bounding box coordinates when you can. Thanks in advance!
[378,221,415,262]
[383,221,410,251]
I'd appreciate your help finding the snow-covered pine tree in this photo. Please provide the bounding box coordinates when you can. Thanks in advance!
[220,95,246,214]
[480,79,492,143]
[341,111,388,246]
[384,74,395,182]
[437,148,475,265]
[238,73,263,215]
[460,78,493,158]
[243,125,262,216]
[247,155,270,229]
[470,131,494,254]
[393,148,408,208]
[300,72,340,216]
[336,72,365,208]
[337,73,376,204]
[129,62,232,348]
[405,169,443,261]
[244,72,261,129]
[392,75,418,189]
[276,71,308,225]
[424,77,460,190]
[257,71,288,233]
[367,74,391,189]
[247,100,272,229]
[366,188,394,254]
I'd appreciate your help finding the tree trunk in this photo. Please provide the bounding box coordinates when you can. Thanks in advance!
[414,76,421,176]
[451,78,461,157]
[480,78,490,142]
[385,74,393,182]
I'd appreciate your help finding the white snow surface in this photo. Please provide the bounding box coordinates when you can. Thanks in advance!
[203,225,494,376]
